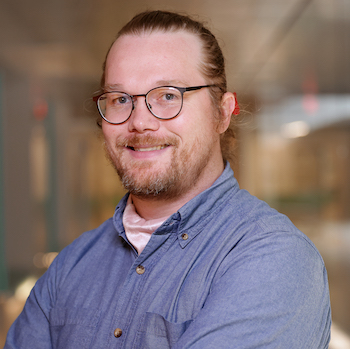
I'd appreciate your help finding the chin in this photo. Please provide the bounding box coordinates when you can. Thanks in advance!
[120,168,177,197]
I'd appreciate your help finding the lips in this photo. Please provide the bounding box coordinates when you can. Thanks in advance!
[128,145,169,152]
[118,134,178,154]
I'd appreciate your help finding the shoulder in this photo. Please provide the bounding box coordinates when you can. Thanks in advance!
[225,187,315,241]
[48,218,121,282]
[213,187,326,279]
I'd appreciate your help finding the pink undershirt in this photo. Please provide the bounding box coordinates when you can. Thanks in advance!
[123,196,168,254]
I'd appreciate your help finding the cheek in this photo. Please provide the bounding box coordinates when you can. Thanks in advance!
[102,123,121,144]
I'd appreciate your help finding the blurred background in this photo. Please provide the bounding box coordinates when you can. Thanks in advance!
[0,0,349,347]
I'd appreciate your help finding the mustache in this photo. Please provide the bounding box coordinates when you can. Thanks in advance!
[116,134,179,148]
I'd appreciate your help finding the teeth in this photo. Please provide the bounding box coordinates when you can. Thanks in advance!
[132,145,167,152]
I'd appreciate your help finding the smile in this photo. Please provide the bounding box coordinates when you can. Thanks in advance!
[128,145,169,152]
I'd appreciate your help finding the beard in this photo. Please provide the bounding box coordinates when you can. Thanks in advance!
[104,133,215,201]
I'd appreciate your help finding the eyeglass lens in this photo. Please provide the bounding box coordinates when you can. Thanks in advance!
[98,87,183,124]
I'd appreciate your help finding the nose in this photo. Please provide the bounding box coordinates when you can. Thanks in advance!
[128,96,160,133]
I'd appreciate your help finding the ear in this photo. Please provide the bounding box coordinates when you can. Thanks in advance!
[218,92,236,134]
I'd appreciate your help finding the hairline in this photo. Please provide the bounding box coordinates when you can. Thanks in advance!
[104,28,210,84]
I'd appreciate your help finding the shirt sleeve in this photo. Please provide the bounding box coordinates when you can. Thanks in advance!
[4,252,61,349]
[172,229,331,349]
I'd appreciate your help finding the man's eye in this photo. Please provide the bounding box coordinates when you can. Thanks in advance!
[114,96,128,104]
[164,93,176,101]
[160,92,181,102]
[110,95,129,105]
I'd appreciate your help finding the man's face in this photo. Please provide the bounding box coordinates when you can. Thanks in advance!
[102,31,227,200]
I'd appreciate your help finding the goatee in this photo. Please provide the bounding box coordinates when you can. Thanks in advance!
[104,132,214,201]
[104,134,187,200]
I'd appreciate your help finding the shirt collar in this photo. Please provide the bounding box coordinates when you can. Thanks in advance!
[175,162,238,241]
[113,162,239,239]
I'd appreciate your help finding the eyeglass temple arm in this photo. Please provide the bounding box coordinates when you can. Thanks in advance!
[184,85,215,92]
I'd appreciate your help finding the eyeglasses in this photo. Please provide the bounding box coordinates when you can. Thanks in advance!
[93,85,214,125]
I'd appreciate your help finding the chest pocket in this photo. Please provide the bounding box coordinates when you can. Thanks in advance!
[49,307,101,349]
[136,312,193,349]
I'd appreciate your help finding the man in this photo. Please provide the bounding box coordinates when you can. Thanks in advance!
[5,10,331,348]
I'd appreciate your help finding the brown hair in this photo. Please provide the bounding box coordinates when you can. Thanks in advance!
[100,10,238,162]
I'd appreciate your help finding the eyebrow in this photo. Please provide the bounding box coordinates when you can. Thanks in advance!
[155,79,188,86]
[103,83,123,92]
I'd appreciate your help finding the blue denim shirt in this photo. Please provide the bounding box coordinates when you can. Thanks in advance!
[5,164,331,348]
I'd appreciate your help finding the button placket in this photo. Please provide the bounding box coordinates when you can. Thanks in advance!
[109,223,175,347]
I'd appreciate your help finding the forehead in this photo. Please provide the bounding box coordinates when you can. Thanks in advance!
[104,31,205,88]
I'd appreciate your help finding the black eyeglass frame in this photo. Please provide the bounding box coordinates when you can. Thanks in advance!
[93,85,215,125]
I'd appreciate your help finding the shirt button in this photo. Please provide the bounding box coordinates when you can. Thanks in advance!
[181,233,189,240]
[114,328,122,338]
[136,265,145,274]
